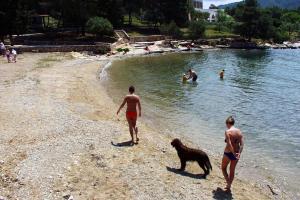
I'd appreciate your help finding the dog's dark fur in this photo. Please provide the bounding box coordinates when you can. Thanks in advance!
[171,138,212,177]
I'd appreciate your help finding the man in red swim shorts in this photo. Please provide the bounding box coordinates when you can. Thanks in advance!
[117,86,142,144]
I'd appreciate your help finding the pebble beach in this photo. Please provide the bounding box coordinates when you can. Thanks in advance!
[0,51,282,199]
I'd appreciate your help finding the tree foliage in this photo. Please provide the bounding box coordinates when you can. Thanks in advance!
[86,17,113,38]
[234,0,260,41]
[189,20,206,40]
[228,0,300,42]
[216,10,236,32]
[159,21,183,39]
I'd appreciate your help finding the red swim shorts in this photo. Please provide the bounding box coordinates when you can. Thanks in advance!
[126,111,137,120]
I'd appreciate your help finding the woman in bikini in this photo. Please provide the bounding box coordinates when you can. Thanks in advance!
[221,116,244,191]
[117,86,142,144]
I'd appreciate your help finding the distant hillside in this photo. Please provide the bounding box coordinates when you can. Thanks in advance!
[219,0,300,9]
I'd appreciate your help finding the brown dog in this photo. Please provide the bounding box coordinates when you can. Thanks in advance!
[171,138,212,177]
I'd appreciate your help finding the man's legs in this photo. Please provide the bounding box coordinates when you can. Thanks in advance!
[132,118,139,143]
[221,155,230,188]
[126,117,134,143]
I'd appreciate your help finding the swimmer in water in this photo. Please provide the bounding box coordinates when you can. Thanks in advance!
[220,69,225,79]
[182,73,188,83]
[221,116,244,191]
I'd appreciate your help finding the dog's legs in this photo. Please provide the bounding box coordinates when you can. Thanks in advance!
[198,161,208,176]
[204,161,211,175]
[179,158,186,171]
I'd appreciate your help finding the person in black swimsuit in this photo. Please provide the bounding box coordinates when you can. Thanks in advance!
[221,116,244,191]
[187,69,198,82]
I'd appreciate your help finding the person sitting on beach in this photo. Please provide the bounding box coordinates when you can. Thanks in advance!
[187,44,192,51]
[187,69,198,82]
[222,116,244,191]
[11,49,17,63]
[5,49,11,63]
[219,69,225,79]
[117,86,142,145]
[0,42,6,56]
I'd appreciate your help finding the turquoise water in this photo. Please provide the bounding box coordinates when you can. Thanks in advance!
[103,50,300,198]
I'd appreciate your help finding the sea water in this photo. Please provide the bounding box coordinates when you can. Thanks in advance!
[102,50,300,198]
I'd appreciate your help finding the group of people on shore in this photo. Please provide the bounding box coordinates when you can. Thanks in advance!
[117,84,244,192]
[0,42,17,63]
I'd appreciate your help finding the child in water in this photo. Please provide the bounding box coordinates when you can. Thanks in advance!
[182,74,188,83]
[219,69,225,79]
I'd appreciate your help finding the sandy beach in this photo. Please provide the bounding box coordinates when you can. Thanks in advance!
[0,52,281,199]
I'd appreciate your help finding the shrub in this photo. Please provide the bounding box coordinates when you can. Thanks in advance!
[273,31,289,44]
[86,17,113,38]
[159,21,183,39]
[116,48,130,53]
[189,20,206,40]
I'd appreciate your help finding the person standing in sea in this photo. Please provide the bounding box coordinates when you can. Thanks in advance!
[221,116,244,191]
[117,86,142,145]
[187,69,198,82]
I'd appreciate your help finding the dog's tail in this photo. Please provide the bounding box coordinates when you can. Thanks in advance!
[206,156,212,171]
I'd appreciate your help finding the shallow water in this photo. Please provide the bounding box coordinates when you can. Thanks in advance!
[103,50,300,198]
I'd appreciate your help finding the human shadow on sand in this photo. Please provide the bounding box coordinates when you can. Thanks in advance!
[166,166,206,179]
[212,187,233,200]
[111,140,134,147]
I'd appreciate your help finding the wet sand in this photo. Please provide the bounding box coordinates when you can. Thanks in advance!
[0,52,280,199]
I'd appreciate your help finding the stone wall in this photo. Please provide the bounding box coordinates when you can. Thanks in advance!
[10,43,111,54]
[130,35,167,43]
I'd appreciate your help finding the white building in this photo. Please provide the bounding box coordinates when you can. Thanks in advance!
[192,0,219,22]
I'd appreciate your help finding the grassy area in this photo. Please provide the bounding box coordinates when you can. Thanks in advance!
[123,15,159,37]
[205,24,238,38]
[180,26,238,39]
[125,31,146,37]
[123,16,239,39]
[123,15,148,27]
[35,53,73,69]
[205,29,238,39]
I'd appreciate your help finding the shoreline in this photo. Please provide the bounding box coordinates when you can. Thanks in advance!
[97,49,293,199]
[0,51,288,199]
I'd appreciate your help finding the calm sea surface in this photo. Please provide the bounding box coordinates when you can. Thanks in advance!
[102,50,300,198]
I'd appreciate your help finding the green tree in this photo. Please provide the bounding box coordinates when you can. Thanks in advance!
[86,17,113,38]
[0,0,38,42]
[280,12,300,38]
[123,0,142,25]
[216,10,227,32]
[188,20,206,40]
[191,11,209,21]
[159,21,183,38]
[209,4,218,9]
[256,11,275,40]
[160,0,189,26]
[142,0,164,26]
[234,0,260,41]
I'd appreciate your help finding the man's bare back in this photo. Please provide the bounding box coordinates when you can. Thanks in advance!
[125,94,140,113]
